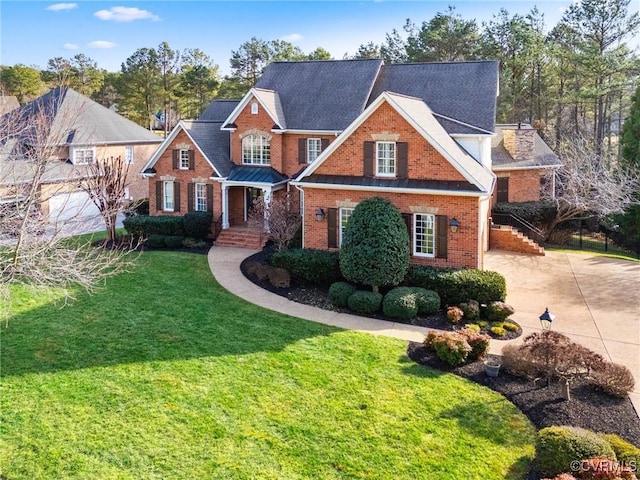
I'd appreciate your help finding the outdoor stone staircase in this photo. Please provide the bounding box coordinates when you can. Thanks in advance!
[214,226,267,250]
[490,224,545,256]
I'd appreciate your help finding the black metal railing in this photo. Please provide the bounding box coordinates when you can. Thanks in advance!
[491,212,545,244]
[211,214,223,240]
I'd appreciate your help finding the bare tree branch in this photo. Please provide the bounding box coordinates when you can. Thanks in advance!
[248,192,301,252]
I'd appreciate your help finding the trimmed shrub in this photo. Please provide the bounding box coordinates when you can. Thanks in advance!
[602,434,640,466]
[589,362,636,397]
[347,291,383,315]
[447,306,463,324]
[459,300,480,321]
[182,238,208,249]
[477,320,488,328]
[406,265,506,305]
[486,301,516,322]
[492,200,557,228]
[431,331,472,366]
[536,426,616,477]
[164,235,185,248]
[459,327,490,361]
[124,215,185,238]
[183,211,212,239]
[267,267,290,288]
[146,234,167,248]
[490,326,506,337]
[383,287,419,320]
[464,323,481,332]
[575,456,636,479]
[328,282,357,308]
[423,330,439,349]
[270,249,341,285]
[340,197,410,291]
[412,288,440,314]
[503,321,519,332]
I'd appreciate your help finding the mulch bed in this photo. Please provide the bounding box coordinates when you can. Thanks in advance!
[240,248,640,458]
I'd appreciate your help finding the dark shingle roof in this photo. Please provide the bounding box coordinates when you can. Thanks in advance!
[303,174,479,192]
[368,61,499,134]
[227,165,288,184]
[197,100,240,122]
[255,59,383,130]
[182,121,232,176]
[492,124,561,169]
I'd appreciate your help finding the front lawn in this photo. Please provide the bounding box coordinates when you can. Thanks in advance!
[1,251,535,479]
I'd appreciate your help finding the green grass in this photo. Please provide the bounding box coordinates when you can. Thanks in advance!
[1,251,535,479]
[546,245,640,262]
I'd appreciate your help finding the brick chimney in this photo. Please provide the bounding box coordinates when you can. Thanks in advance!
[502,123,535,161]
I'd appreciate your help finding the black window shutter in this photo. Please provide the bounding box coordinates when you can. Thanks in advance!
[188,150,195,170]
[298,138,307,164]
[363,141,374,177]
[320,139,329,151]
[206,184,214,213]
[155,181,162,211]
[187,183,194,212]
[172,150,179,169]
[397,142,408,179]
[327,208,338,248]
[436,215,448,259]
[402,213,412,253]
[174,182,181,213]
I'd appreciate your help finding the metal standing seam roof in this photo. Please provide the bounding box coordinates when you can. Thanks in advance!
[301,174,479,192]
[491,124,561,169]
[226,165,289,184]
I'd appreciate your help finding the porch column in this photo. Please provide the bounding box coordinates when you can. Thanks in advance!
[221,184,230,229]
[262,187,273,232]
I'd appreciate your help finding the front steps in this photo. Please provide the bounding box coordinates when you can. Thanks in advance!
[490,224,545,256]
[214,226,267,250]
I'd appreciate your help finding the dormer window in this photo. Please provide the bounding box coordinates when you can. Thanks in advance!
[242,134,270,165]
[73,147,95,165]
[376,141,396,177]
[251,102,259,115]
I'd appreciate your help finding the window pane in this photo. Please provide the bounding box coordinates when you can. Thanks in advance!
[376,142,395,175]
[164,182,174,210]
[307,138,321,163]
[195,183,207,211]
[414,214,434,257]
[339,208,354,246]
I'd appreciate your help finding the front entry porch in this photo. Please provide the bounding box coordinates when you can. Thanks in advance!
[213,223,267,250]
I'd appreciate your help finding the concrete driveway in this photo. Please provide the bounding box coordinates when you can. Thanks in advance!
[484,250,640,412]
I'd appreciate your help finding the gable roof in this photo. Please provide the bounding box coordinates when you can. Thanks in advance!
[222,88,286,130]
[14,87,162,146]
[253,59,383,130]
[197,99,241,122]
[492,124,562,170]
[368,61,499,135]
[296,91,495,195]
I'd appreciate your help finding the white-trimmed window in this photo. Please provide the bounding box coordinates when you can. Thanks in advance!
[414,213,435,257]
[195,183,207,212]
[163,181,174,211]
[251,102,259,114]
[242,135,270,165]
[179,149,190,170]
[339,207,354,247]
[307,138,322,163]
[73,147,95,165]
[125,146,134,165]
[376,141,396,176]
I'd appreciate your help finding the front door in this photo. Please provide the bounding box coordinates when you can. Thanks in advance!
[245,187,263,221]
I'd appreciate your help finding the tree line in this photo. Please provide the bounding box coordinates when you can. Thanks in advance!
[1,0,638,156]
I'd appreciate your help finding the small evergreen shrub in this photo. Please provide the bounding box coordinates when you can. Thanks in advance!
[347,291,383,315]
[458,327,490,361]
[267,267,290,288]
[182,238,208,249]
[575,456,635,479]
[503,321,519,332]
[183,211,212,239]
[477,320,488,328]
[459,300,480,321]
[602,434,640,466]
[589,362,636,397]
[486,301,515,322]
[431,331,472,366]
[270,249,341,285]
[464,323,481,332]
[164,235,185,248]
[412,288,440,314]
[124,215,185,238]
[536,426,616,477]
[328,282,357,308]
[447,306,464,324]
[490,326,506,337]
[146,234,167,248]
[406,265,506,305]
[383,287,419,320]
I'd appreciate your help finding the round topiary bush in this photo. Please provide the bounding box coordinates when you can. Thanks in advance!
[347,290,383,315]
[459,300,480,321]
[339,197,409,293]
[602,433,640,466]
[536,426,616,477]
[328,281,357,308]
[383,287,419,320]
[412,288,440,314]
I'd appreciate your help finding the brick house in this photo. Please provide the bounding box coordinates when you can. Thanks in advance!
[143,59,559,269]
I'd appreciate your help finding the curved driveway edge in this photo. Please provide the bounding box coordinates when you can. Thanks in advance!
[208,245,640,417]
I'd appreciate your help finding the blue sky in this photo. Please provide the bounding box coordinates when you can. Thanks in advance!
[0,0,610,75]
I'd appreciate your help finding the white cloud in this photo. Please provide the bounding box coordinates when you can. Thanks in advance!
[46,3,78,11]
[87,40,117,49]
[94,6,160,22]
[280,33,303,43]
[63,43,79,50]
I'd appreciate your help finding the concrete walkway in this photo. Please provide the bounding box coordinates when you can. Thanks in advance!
[208,246,640,416]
